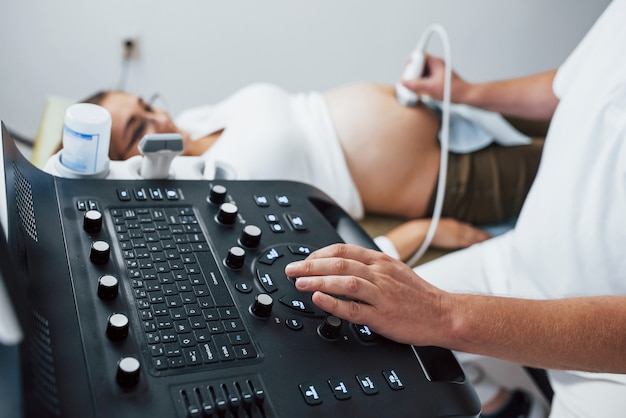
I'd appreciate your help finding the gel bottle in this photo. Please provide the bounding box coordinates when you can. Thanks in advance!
[59,103,111,178]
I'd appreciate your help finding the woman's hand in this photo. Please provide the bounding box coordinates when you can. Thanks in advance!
[285,244,453,347]
[431,218,491,249]
[385,217,491,261]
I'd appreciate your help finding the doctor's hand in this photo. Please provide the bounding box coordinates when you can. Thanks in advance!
[285,243,452,347]
[402,54,470,104]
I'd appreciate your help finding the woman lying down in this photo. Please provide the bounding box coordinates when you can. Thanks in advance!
[66,82,543,261]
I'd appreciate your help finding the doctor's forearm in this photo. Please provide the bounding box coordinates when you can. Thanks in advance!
[444,293,626,373]
[458,69,559,120]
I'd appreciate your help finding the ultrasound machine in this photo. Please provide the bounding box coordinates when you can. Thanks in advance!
[0,121,480,417]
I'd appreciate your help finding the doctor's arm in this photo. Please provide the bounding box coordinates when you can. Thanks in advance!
[402,56,560,121]
[285,244,626,374]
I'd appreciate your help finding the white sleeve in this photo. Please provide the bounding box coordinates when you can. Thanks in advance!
[373,235,400,259]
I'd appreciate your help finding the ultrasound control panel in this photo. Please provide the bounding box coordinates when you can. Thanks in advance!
[1,123,480,418]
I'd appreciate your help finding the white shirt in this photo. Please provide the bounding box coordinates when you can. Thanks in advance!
[175,83,364,218]
[415,3,626,414]
[509,0,626,299]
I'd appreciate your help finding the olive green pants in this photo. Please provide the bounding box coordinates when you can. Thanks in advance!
[427,138,544,225]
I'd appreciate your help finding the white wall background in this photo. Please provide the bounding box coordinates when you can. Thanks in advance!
[0,0,612,139]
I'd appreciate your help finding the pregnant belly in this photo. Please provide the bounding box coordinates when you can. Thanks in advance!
[323,83,442,217]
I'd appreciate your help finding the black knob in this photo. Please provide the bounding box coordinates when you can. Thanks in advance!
[251,293,273,318]
[116,356,141,387]
[208,184,227,205]
[83,210,103,233]
[217,202,238,225]
[106,313,129,340]
[90,240,110,264]
[240,225,262,248]
[225,246,245,269]
[97,274,119,300]
[318,315,343,340]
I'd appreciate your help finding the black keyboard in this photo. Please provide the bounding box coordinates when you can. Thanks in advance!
[2,122,480,418]
[112,206,257,374]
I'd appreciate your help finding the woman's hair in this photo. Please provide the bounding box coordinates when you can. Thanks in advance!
[80,90,110,106]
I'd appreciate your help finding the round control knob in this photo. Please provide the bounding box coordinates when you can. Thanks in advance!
[208,184,227,205]
[83,209,103,233]
[97,274,119,300]
[250,293,273,318]
[225,246,246,269]
[318,315,343,340]
[216,202,238,225]
[116,356,141,387]
[239,225,262,248]
[106,313,129,340]
[90,240,110,264]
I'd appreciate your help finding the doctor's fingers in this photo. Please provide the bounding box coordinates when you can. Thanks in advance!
[423,54,447,74]
[286,244,415,292]
[293,269,381,306]
[310,291,376,327]
[300,243,391,266]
